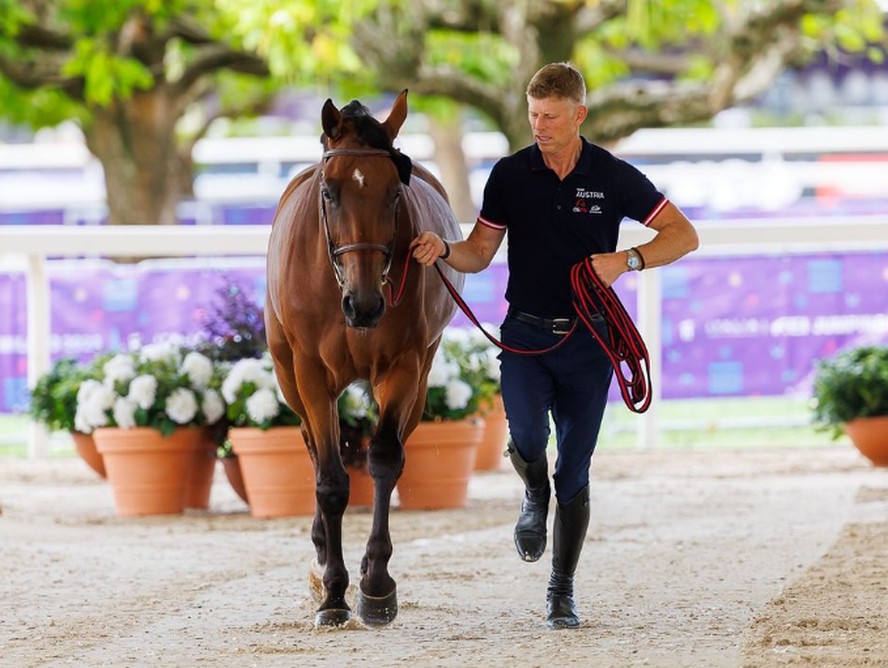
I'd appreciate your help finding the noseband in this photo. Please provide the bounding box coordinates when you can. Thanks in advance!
[320,148,401,288]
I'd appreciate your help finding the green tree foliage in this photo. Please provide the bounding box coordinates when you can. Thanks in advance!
[0,1,372,226]
[1,1,884,227]
[353,0,887,148]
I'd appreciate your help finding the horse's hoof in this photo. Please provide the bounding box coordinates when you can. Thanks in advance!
[355,587,398,626]
[314,607,351,627]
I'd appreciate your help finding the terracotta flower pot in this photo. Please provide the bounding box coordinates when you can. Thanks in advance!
[397,418,482,510]
[70,431,106,479]
[845,416,888,467]
[347,465,375,508]
[229,426,316,518]
[93,427,202,517]
[186,433,218,510]
[221,455,250,505]
[475,394,508,471]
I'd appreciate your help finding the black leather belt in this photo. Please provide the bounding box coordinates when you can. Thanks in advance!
[509,309,576,335]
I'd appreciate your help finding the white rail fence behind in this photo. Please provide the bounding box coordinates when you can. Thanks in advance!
[3,217,888,456]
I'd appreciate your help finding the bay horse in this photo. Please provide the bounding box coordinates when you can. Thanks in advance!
[265,90,464,627]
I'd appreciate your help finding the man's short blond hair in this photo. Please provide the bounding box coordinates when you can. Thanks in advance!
[526,62,586,105]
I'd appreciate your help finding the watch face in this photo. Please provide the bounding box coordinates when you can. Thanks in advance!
[627,251,641,270]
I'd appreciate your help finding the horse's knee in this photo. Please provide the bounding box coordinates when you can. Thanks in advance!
[367,443,404,480]
[368,419,405,472]
[316,476,350,516]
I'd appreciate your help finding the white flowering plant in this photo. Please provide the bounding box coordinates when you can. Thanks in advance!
[222,354,301,430]
[422,327,499,422]
[74,342,226,437]
[338,381,377,469]
[29,355,110,433]
[433,326,501,415]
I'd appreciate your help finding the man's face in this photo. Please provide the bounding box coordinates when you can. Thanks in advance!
[527,95,587,155]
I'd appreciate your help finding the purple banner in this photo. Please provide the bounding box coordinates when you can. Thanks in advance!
[652,252,888,398]
[2,252,887,412]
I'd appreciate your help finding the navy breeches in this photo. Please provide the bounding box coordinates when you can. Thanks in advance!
[499,311,613,504]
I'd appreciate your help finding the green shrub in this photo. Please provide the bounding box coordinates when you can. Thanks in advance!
[812,345,888,439]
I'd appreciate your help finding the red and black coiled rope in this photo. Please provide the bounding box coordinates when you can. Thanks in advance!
[431,256,652,414]
[569,257,651,413]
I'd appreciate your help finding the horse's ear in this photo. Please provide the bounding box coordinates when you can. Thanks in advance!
[381,89,408,140]
[322,99,343,141]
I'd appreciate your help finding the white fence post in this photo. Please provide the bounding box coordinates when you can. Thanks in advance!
[636,268,662,449]
[25,252,51,457]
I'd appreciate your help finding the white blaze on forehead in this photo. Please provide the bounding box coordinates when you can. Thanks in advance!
[352,168,365,188]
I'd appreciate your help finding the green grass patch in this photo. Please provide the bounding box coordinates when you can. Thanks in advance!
[598,396,845,451]
[0,413,77,458]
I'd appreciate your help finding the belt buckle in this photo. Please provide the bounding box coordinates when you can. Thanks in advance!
[552,318,572,335]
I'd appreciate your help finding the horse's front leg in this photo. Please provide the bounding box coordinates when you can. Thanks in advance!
[266,332,336,614]
[355,367,427,626]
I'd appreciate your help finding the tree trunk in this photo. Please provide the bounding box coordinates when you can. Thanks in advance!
[83,88,182,226]
[427,112,476,225]
[501,106,533,153]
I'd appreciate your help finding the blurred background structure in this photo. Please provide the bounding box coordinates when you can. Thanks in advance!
[1,0,887,453]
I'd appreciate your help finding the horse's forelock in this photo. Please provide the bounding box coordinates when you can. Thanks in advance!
[340,100,370,118]
[333,101,392,151]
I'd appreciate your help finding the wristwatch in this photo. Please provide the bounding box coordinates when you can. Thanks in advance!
[626,248,643,271]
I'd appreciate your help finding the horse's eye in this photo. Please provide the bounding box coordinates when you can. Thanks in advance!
[321,187,333,202]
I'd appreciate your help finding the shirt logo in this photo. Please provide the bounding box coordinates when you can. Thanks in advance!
[572,188,605,214]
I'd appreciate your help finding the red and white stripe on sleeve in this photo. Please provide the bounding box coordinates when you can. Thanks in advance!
[641,197,668,227]
[477,215,507,231]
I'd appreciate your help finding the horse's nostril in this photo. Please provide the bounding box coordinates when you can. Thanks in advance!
[342,295,356,320]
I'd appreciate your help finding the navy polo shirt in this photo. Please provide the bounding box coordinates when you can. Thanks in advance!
[478,137,666,317]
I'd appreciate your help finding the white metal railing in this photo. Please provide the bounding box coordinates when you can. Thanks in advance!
[3,216,888,456]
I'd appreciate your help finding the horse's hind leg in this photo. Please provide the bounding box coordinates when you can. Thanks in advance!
[355,408,403,626]
[304,431,328,603]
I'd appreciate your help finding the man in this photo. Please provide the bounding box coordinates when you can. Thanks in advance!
[411,62,699,629]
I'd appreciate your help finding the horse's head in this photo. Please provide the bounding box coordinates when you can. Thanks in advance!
[319,90,412,329]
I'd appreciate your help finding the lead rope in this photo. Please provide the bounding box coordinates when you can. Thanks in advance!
[430,258,652,414]
[384,250,414,307]
[569,258,652,413]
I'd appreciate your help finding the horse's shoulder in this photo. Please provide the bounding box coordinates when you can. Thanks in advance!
[274,165,320,219]
[287,164,319,195]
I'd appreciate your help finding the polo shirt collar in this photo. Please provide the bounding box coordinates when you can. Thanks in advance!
[530,137,594,176]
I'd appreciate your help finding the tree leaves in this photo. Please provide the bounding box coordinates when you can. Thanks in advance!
[61,38,153,105]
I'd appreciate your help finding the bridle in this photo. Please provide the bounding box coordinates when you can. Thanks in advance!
[319,148,402,292]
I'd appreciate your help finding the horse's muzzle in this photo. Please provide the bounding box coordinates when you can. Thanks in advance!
[342,291,386,329]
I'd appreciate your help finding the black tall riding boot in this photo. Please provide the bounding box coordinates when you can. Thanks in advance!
[546,485,590,629]
[508,444,551,562]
